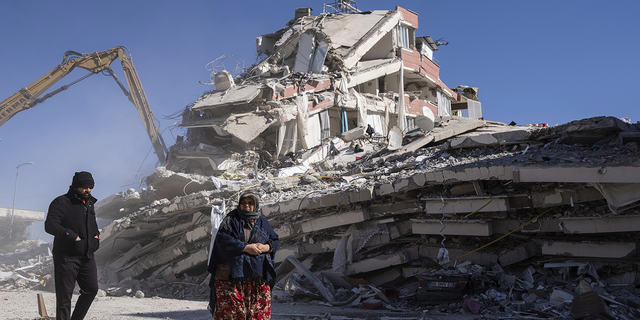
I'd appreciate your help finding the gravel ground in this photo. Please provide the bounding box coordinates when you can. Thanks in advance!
[0,289,479,320]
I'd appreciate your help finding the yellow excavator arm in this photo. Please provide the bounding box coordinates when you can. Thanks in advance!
[0,46,168,164]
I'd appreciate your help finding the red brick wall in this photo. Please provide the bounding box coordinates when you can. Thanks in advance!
[267,78,333,100]
[396,6,418,29]
[401,49,421,72]
[308,95,334,113]
[404,96,437,117]
[399,50,458,100]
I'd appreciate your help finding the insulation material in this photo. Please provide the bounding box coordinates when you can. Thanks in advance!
[277,119,298,157]
[306,112,323,148]
[319,110,331,140]
[207,202,226,263]
[351,88,368,129]
[591,183,640,214]
[366,112,387,135]
[296,94,311,149]
[388,126,403,150]
[437,247,450,265]
[338,73,349,94]
[397,67,407,132]
[384,98,391,134]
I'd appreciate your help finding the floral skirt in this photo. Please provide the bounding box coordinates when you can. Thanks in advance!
[214,278,271,320]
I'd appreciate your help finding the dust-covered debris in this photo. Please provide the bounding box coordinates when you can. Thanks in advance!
[19,3,640,319]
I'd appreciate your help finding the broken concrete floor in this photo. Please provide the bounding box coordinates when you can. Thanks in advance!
[5,115,621,318]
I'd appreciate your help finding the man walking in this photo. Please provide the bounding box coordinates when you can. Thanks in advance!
[45,171,100,320]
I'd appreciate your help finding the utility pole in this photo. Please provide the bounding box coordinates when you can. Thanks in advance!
[9,162,34,241]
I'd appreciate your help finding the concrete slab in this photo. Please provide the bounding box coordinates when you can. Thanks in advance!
[388,220,413,239]
[345,248,414,275]
[324,10,401,68]
[0,207,44,221]
[449,124,535,149]
[419,245,499,266]
[412,219,492,236]
[421,196,508,214]
[297,209,370,233]
[301,238,340,254]
[529,187,604,208]
[367,267,402,286]
[499,242,540,266]
[492,218,563,234]
[532,116,638,146]
[144,168,215,201]
[369,201,422,217]
[221,111,278,144]
[560,215,640,234]
[381,117,484,159]
[542,241,636,258]
[517,167,640,183]
[192,83,261,109]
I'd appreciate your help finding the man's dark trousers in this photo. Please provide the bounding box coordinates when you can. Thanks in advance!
[53,255,98,320]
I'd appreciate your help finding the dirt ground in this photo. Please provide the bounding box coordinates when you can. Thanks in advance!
[0,289,479,320]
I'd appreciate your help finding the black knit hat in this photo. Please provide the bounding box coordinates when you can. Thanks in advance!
[71,171,94,189]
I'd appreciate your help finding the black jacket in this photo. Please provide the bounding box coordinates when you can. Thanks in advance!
[45,188,100,258]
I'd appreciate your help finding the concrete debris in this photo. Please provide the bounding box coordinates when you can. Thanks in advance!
[13,4,640,319]
[79,111,640,318]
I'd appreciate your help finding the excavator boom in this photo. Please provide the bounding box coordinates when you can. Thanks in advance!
[0,46,168,164]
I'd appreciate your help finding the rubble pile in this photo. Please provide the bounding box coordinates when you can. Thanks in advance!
[0,241,211,300]
[270,255,640,319]
[83,114,640,318]
[0,240,53,291]
[7,4,640,319]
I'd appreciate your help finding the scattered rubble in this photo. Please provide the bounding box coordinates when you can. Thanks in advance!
[5,3,640,319]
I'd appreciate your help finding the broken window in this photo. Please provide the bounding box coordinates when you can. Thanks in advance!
[396,25,414,49]
[437,90,452,117]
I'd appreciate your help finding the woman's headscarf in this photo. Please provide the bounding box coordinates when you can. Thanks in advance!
[237,191,260,220]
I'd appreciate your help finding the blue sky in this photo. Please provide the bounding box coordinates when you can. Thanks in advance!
[1,0,639,221]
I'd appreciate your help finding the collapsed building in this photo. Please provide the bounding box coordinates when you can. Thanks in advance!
[170,4,479,176]
[4,3,640,319]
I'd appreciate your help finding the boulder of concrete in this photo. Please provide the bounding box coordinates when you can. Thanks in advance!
[340,126,365,142]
